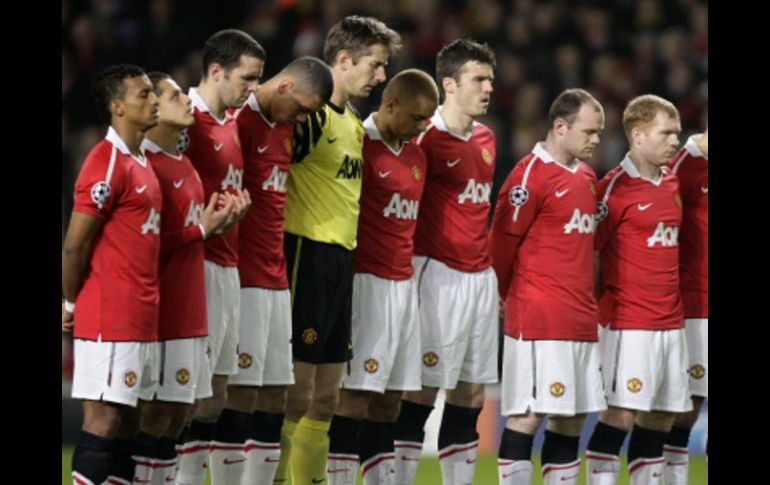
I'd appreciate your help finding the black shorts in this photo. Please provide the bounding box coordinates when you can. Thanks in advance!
[284,232,353,363]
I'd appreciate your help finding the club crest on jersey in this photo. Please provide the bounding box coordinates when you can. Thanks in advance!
[550,382,565,397]
[283,137,293,157]
[481,147,493,165]
[124,371,137,388]
[627,378,643,393]
[689,364,706,380]
[238,353,253,369]
[176,368,190,385]
[508,185,529,207]
[423,352,439,367]
[302,328,318,345]
[90,181,111,208]
[412,165,422,181]
[364,358,379,374]
[595,201,608,222]
[674,191,682,209]
[177,129,191,152]
[588,180,597,196]
[233,131,241,150]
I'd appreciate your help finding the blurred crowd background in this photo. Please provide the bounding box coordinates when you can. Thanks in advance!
[62,0,708,382]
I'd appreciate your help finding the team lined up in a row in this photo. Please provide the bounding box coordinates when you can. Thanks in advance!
[62,14,707,485]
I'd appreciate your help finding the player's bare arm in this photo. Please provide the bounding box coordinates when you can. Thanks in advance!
[62,211,105,331]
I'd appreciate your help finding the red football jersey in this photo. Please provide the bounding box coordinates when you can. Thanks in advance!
[353,114,428,280]
[72,127,162,341]
[236,95,292,289]
[143,139,208,339]
[492,143,599,340]
[595,156,684,330]
[185,88,244,267]
[670,135,708,318]
[413,110,496,272]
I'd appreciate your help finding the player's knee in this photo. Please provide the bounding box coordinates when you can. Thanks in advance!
[367,398,401,422]
[505,412,542,435]
[140,408,172,437]
[311,387,340,420]
[337,390,370,420]
[226,385,258,413]
[635,410,675,432]
[599,406,635,432]
[256,386,288,414]
[82,404,122,438]
[547,414,587,437]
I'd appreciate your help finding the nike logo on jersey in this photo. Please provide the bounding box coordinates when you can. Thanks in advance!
[327,469,348,474]
[378,170,391,178]
[327,137,337,144]
[555,188,570,198]
[223,457,246,465]
[401,456,420,461]
[173,179,184,189]
[312,478,326,483]
[257,145,269,154]
[561,474,578,481]
[637,203,653,211]
[214,142,224,151]
[652,472,663,478]
[466,458,476,464]
[264,456,280,463]
[135,185,147,194]
[446,158,461,168]
[165,477,175,482]
[701,186,708,193]
[666,461,688,466]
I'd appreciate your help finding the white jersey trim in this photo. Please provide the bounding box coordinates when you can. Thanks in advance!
[532,142,579,173]
[189,87,232,126]
[141,138,184,160]
[429,106,480,142]
[620,155,662,186]
[243,92,276,128]
[683,134,707,160]
[512,156,539,222]
[601,167,626,204]
[363,112,407,157]
[106,126,147,167]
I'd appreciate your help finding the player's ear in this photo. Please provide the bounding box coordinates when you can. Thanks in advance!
[336,49,353,70]
[278,78,294,95]
[110,98,123,117]
[441,76,456,96]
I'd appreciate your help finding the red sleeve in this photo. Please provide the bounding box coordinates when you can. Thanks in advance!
[489,157,542,298]
[161,224,204,256]
[594,173,623,251]
[73,143,125,218]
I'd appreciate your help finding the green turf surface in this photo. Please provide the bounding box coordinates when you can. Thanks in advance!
[62,446,707,484]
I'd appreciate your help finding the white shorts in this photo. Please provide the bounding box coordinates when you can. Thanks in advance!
[204,260,241,376]
[684,318,708,397]
[601,328,693,412]
[140,338,213,403]
[413,256,499,389]
[342,273,421,393]
[230,288,294,387]
[500,336,606,416]
[72,338,160,407]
